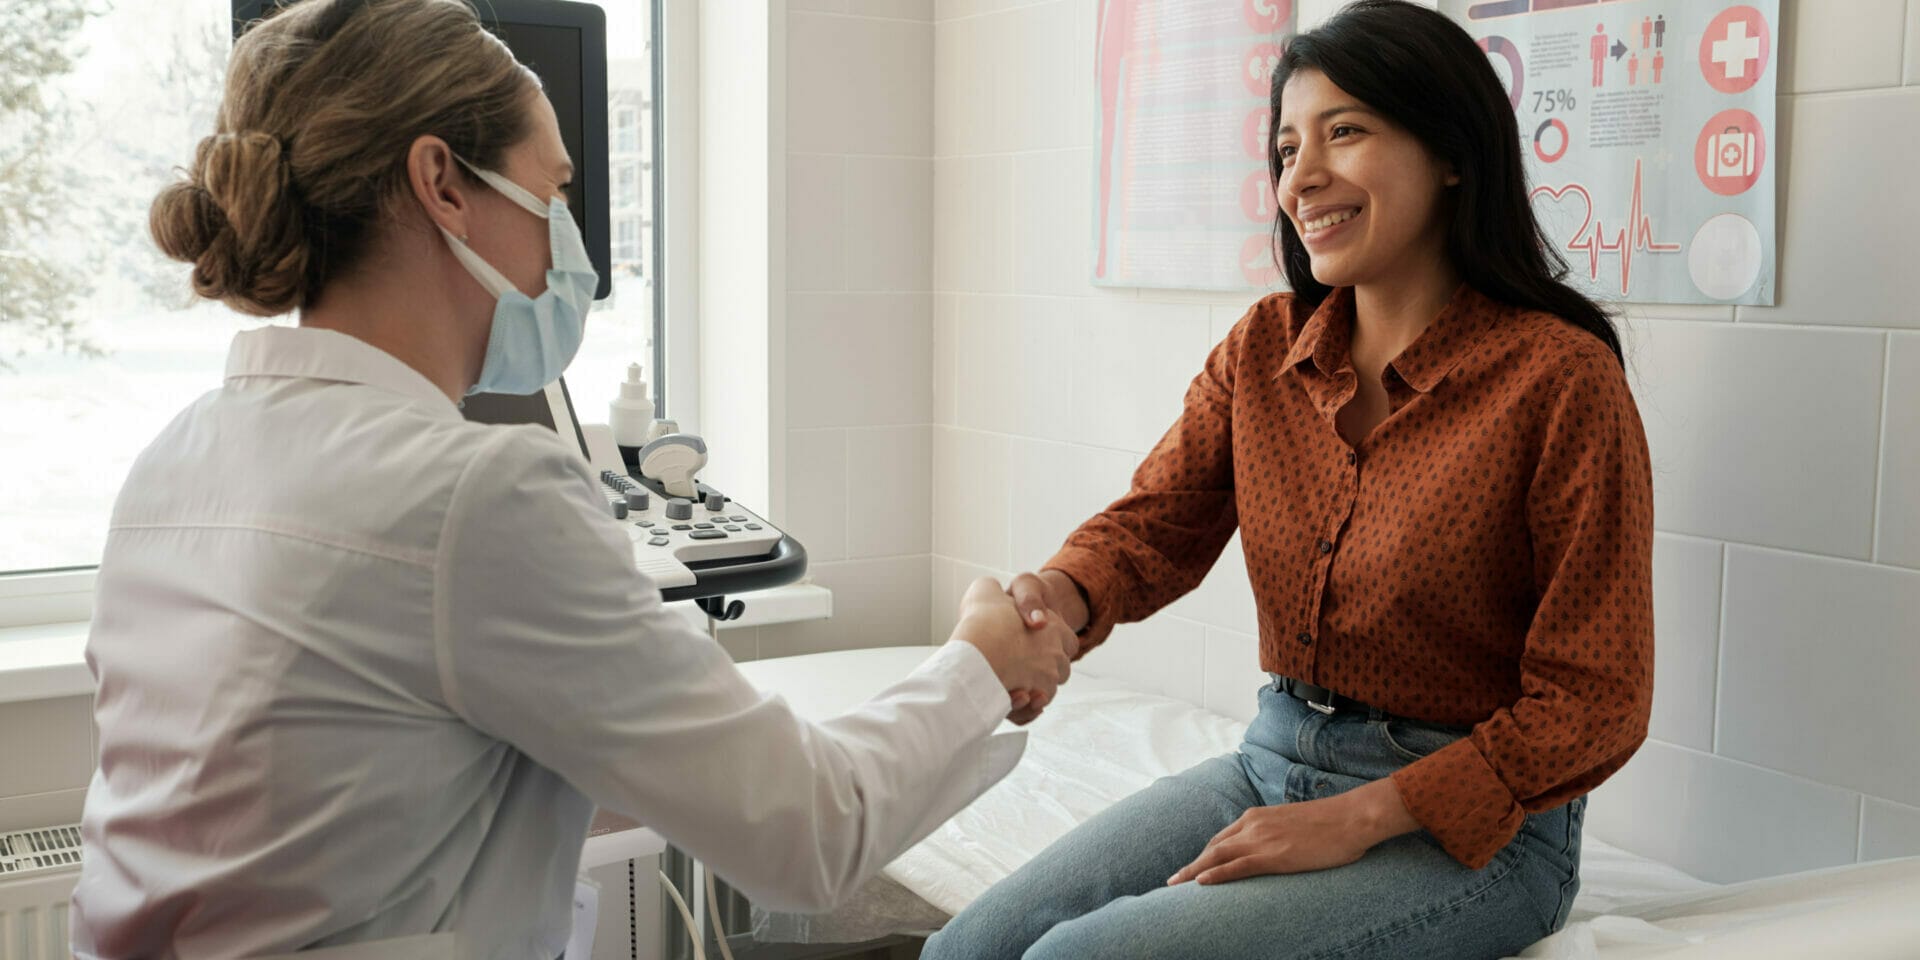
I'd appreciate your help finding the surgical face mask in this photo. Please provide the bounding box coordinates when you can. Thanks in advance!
[441,156,600,396]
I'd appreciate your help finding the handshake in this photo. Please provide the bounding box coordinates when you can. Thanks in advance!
[948,570,1092,726]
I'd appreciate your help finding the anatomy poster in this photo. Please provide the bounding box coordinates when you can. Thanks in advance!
[1093,0,1295,290]
[1440,0,1779,304]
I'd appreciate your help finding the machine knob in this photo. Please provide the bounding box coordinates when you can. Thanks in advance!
[626,489,651,512]
[705,492,726,512]
[665,498,694,521]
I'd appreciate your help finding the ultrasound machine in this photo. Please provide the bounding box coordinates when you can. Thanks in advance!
[231,0,808,619]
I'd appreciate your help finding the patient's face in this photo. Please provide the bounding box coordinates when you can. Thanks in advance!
[1272,69,1455,290]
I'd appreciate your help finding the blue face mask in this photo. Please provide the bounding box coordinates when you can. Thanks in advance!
[441,156,600,396]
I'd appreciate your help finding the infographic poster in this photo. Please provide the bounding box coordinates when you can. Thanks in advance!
[1440,0,1779,304]
[1092,0,1295,291]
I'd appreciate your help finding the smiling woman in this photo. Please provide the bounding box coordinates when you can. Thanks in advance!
[930,3,1654,958]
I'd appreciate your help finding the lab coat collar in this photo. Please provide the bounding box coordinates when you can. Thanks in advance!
[225,325,462,420]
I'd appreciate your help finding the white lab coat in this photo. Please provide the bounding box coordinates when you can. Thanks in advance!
[72,326,1023,959]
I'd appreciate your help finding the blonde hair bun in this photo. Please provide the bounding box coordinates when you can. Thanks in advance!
[148,0,537,318]
[152,132,308,317]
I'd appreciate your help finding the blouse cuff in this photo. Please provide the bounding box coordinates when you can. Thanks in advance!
[1041,546,1124,656]
[1388,737,1526,870]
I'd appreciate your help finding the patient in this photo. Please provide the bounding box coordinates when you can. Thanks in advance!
[924,2,1654,958]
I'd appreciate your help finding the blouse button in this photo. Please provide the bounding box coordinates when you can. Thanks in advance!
[1316,539,1333,555]
[1295,631,1313,646]
[1346,451,1357,465]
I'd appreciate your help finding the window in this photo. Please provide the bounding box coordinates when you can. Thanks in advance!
[616,160,640,209]
[0,0,665,583]
[615,218,641,263]
[614,104,640,154]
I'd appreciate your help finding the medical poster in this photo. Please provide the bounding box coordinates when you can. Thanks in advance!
[1092,0,1295,290]
[1439,0,1778,304]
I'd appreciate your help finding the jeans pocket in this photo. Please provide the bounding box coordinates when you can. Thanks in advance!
[1376,718,1467,764]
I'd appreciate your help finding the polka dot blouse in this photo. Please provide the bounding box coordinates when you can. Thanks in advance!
[1045,285,1655,870]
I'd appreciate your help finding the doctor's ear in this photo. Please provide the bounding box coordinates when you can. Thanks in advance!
[405,135,473,240]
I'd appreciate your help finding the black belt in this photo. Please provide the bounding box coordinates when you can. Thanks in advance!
[1272,675,1391,721]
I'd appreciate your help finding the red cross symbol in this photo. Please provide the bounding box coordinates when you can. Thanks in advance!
[1699,5,1771,94]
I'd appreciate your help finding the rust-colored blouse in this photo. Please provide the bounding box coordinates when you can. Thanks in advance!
[1046,285,1654,870]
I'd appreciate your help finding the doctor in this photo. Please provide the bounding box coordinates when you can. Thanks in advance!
[71,1,1076,956]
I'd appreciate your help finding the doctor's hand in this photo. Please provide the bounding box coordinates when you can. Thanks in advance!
[948,577,1075,725]
[1165,778,1421,885]
[1003,570,1089,722]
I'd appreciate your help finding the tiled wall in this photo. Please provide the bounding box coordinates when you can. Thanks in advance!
[930,0,1920,885]
[0,696,93,832]
[747,0,939,663]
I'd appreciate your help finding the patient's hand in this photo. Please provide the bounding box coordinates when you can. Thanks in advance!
[1165,778,1421,884]
[1001,570,1089,722]
[947,577,1075,725]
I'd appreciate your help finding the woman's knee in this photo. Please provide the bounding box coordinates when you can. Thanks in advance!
[922,895,1041,960]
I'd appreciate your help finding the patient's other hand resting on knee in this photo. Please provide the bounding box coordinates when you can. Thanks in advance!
[948,577,1076,725]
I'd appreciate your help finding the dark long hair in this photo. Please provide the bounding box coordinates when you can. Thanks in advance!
[1267,0,1622,363]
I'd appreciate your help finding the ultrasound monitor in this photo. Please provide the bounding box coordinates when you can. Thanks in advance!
[230,0,612,300]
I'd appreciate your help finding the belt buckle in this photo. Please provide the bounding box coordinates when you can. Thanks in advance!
[1306,697,1337,716]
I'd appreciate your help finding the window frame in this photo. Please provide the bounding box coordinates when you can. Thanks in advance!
[1,0,696,630]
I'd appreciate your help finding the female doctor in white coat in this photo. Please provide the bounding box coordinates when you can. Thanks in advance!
[70,1,1076,956]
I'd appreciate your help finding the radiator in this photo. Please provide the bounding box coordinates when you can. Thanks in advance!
[0,824,82,960]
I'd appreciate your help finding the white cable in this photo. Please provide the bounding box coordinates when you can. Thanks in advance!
[657,869,706,960]
[704,869,737,960]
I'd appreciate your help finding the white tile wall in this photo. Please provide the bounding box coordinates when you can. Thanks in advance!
[1013,149,1095,297]
[786,292,933,429]
[787,12,933,156]
[1861,798,1920,861]
[1738,88,1920,330]
[848,0,934,20]
[784,428,849,562]
[845,156,934,292]
[1069,299,1213,453]
[1778,0,1907,93]
[934,156,1014,293]
[1166,534,1261,637]
[1878,333,1920,568]
[1008,438,1087,569]
[787,153,846,291]
[1074,615,1207,707]
[0,696,93,800]
[1629,319,1884,558]
[775,7,935,663]
[1909,0,1920,86]
[0,787,87,834]
[846,425,932,557]
[1201,627,1264,725]
[1647,534,1722,752]
[932,426,1011,569]
[1587,740,1862,883]
[932,293,960,425]
[953,295,1076,439]
[761,557,934,658]
[1716,546,1920,806]
[1000,1,1094,153]
[932,11,999,157]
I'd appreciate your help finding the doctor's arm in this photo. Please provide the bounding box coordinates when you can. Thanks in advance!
[436,431,1072,912]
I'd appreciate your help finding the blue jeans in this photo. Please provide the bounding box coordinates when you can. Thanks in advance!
[922,681,1585,960]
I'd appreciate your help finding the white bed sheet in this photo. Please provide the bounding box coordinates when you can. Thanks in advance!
[737,647,1920,957]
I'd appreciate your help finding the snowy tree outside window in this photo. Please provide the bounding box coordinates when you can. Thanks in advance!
[0,0,660,574]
